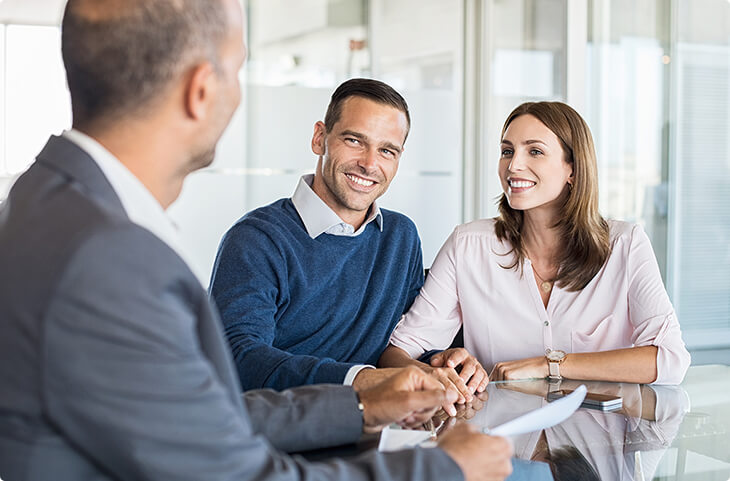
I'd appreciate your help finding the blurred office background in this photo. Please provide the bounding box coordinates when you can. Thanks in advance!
[0,0,728,362]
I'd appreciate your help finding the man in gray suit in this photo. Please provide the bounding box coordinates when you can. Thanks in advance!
[0,0,514,480]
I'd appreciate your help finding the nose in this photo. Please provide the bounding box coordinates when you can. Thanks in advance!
[508,151,528,172]
[358,147,379,172]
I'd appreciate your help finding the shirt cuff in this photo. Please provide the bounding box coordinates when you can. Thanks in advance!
[343,364,375,386]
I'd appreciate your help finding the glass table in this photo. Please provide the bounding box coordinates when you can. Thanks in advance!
[457,364,730,480]
[301,364,730,480]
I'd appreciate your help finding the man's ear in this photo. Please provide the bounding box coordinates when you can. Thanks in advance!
[185,62,216,121]
[311,121,327,156]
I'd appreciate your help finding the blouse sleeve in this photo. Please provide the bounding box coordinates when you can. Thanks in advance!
[388,227,464,359]
[626,224,691,384]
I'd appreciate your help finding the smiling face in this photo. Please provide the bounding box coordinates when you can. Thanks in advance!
[498,114,574,218]
[311,96,408,227]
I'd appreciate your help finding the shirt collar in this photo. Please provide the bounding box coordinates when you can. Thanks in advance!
[291,174,383,239]
[62,129,191,265]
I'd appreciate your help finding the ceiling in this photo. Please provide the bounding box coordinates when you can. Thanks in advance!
[0,0,67,26]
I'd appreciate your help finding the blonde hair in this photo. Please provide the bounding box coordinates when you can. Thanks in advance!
[494,101,610,291]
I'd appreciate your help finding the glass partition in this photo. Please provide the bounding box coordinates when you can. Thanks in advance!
[170,0,465,281]
[668,0,730,347]
[480,0,569,218]
[0,1,728,355]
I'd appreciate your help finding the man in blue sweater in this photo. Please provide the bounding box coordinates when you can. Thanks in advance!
[210,78,461,398]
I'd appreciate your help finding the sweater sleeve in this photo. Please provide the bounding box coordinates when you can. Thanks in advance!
[404,227,425,313]
[209,221,357,390]
[626,224,691,385]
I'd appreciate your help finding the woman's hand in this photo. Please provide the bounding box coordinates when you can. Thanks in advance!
[430,348,489,395]
[489,356,548,381]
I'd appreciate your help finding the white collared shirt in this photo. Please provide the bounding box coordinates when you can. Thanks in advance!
[290,173,380,384]
[291,174,383,239]
[62,129,192,268]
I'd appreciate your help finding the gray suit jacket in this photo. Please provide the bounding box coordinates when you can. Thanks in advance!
[0,136,462,481]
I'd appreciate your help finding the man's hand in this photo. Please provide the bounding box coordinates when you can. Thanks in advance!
[351,367,403,391]
[428,348,489,402]
[438,423,513,481]
[356,366,458,433]
[489,356,548,381]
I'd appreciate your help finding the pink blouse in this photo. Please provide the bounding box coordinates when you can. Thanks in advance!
[389,219,691,385]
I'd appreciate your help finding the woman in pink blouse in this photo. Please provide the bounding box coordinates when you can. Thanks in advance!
[380,101,690,387]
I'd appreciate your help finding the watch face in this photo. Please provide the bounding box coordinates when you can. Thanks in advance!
[547,350,566,361]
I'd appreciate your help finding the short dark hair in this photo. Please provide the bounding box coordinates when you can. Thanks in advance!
[323,78,411,140]
[62,0,229,127]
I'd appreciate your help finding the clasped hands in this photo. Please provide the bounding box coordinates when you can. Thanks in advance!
[356,348,550,425]
[352,347,491,425]
[426,349,549,412]
[353,366,513,481]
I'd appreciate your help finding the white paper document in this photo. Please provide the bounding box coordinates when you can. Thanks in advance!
[378,426,434,452]
[378,385,587,452]
[484,384,587,436]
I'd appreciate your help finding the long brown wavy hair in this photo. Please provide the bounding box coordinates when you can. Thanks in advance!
[494,101,610,291]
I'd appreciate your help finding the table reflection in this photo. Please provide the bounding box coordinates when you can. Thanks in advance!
[300,366,730,480]
[454,379,690,481]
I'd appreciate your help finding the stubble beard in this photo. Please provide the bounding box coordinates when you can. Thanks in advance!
[326,163,385,213]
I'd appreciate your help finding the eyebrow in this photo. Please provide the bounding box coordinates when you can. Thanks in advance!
[500,139,548,146]
[340,130,403,154]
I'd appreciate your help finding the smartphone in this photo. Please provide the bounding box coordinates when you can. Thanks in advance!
[547,389,623,411]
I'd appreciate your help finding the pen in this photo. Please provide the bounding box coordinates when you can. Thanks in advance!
[427,419,437,440]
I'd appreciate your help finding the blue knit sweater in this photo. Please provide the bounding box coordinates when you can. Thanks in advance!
[209,198,424,391]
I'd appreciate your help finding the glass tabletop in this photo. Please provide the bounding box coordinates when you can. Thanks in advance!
[300,365,730,480]
[452,364,730,481]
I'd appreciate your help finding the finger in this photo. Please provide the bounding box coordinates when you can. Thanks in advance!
[403,409,438,427]
[445,369,473,402]
[439,385,460,416]
[402,389,450,414]
[434,371,466,404]
[458,357,478,384]
[413,367,448,392]
[442,399,457,417]
[443,349,468,368]
[478,377,489,393]
[430,353,444,367]
[466,366,486,392]
[443,384,459,405]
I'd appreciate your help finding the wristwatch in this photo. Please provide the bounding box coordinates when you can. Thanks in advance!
[545,349,567,381]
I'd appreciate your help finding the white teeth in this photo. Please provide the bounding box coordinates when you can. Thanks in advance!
[510,180,536,188]
[346,174,374,187]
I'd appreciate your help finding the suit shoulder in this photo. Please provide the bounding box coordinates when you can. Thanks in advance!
[64,221,202,307]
